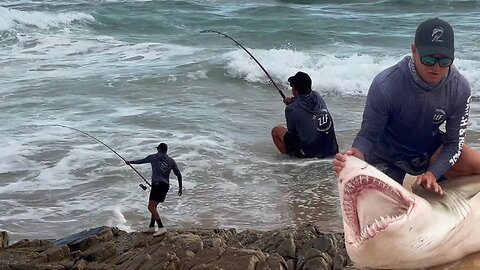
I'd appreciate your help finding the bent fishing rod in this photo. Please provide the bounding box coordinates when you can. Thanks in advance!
[46,124,151,190]
[201,29,286,100]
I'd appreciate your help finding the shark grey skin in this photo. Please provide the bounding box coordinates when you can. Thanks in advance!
[338,156,480,269]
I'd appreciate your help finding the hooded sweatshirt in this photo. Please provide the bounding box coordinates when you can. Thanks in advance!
[286,90,339,158]
[353,56,471,179]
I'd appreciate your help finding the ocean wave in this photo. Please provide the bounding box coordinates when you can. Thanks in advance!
[222,48,480,97]
[0,6,94,31]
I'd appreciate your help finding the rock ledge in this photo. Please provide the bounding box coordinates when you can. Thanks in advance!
[0,224,353,270]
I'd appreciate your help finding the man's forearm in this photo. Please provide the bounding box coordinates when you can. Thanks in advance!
[177,175,183,189]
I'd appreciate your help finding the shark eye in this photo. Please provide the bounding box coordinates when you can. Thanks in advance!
[361,165,368,169]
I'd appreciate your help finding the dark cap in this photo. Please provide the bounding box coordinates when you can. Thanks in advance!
[156,143,168,152]
[288,71,312,93]
[415,18,454,60]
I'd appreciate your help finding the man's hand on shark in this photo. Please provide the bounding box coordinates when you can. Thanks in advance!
[333,153,346,176]
[333,148,365,176]
[415,172,444,195]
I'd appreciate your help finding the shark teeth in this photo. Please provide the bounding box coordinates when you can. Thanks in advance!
[358,214,404,241]
[344,175,400,197]
[342,175,412,244]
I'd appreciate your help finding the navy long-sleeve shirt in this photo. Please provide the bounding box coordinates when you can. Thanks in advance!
[353,56,471,179]
[129,153,182,185]
[286,91,339,158]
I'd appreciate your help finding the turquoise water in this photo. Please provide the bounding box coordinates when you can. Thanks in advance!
[1,1,479,243]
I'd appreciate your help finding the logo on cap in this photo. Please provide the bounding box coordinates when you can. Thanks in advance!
[415,18,454,60]
[432,27,444,43]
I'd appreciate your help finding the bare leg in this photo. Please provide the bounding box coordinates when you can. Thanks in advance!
[271,126,288,153]
[430,144,480,179]
[148,200,160,220]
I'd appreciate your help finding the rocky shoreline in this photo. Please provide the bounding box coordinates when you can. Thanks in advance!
[0,223,353,270]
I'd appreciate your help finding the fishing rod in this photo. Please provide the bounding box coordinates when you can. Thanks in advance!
[201,29,286,100]
[46,124,151,190]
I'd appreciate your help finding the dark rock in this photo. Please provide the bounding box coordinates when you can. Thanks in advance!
[303,256,330,270]
[303,248,332,266]
[0,264,11,270]
[169,233,203,253]
[0,232,8,248]
[276,238,296,258]
[80,242,116,262]
[0,226,352,270]
[183,246,225,269]
[332,253,348,270]
[74,235,100,252]
[7,263,35,270]
[255,260,272,270]
[205,247,266,270]
[137,250,180,270]
[203,237,226,249]
[8,239,52,249]
[31,245,70,263]
[266,253,288,270]
[96,228,115,243]
[285,259,295,270]
[115,248,152,270]
[33,264,66,270]
[313,235,337,256]
[71,259,87,270]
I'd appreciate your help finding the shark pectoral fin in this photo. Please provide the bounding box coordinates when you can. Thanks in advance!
[403,174,417,192]
[411,182,425,194]
[440,175,480,200]
[411,183,442,198]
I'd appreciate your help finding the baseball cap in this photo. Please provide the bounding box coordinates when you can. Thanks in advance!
[415,18,454,60]
[288,71,312,92]
[156,143,167,151]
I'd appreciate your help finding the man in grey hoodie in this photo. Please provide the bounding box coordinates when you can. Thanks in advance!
[126,143,182,236]
[333,18,480,195]
[271,71,339,158]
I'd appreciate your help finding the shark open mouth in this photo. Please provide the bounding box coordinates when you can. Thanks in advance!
[343,175,414,245]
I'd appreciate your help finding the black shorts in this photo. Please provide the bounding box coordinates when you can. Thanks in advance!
[149,181,170,203]
[284,131,306,158]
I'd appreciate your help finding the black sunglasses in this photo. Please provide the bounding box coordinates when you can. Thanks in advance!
[420,55,453,67]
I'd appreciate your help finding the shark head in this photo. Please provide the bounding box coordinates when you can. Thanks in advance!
[338,156,479,269]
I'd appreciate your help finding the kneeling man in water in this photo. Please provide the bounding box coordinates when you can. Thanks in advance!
[271,71,339,158]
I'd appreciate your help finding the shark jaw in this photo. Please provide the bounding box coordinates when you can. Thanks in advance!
[342,174,415,247]
[338,156,480,269]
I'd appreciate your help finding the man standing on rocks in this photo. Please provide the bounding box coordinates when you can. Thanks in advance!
[126,143,182,236]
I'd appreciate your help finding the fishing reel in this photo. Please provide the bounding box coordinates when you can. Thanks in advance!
[139,184,147,191]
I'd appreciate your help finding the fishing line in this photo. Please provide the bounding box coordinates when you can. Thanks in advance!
[45,124,151,190]
[201,30,287,100]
